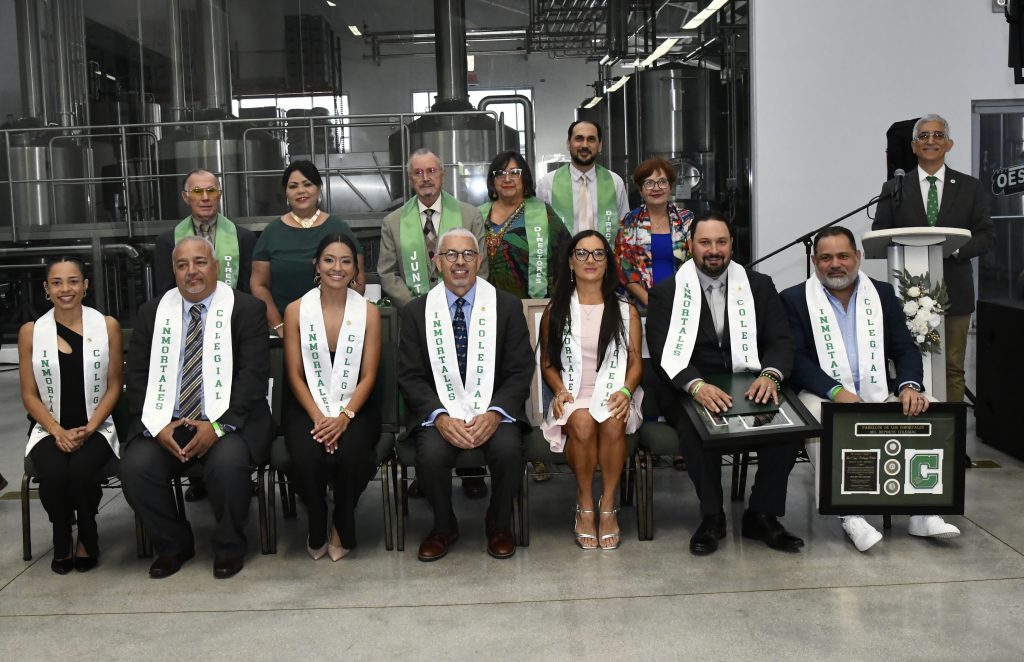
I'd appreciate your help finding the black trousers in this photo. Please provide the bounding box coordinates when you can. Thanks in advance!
[676,416,800,518]
[413,423,525,535]
[29,432,113,556]
[285,402,382,549]
[121,431,252,558]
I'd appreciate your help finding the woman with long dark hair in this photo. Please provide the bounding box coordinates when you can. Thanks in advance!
[539,231,643,550]
[18,257,122,573]
[282,233,382,561]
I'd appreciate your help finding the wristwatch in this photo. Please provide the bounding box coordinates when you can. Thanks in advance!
[342,408,356,420]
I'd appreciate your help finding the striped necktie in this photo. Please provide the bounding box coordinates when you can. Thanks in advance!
[453,297,468,383]
[178,303,205,420]
[925,176,939,226]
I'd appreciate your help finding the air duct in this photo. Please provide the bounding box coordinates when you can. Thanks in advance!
[432,0,471,111]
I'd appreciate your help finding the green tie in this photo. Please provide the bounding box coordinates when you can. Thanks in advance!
[926,175,939,226]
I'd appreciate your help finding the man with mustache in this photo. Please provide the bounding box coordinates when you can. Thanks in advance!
[536,120,629,240]
[647,211,803,555]
[781,226,959,551]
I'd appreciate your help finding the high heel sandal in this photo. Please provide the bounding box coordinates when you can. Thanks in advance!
[327,526,351,561]
[598,497,621,551]
[574,506,598,550]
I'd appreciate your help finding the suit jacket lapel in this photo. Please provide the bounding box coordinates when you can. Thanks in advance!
[907,167,927,222]
[936,167,960,227]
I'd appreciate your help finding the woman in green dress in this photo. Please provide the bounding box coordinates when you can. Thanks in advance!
[480,151,570,299]
[250,160,365,338]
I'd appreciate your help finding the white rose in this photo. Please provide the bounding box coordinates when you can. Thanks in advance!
[903,301,919,316]
[920,296,935,310]
[915,309,931,324]
[916,334,926,343]
[907,286,921,298]
[929,314,941,328]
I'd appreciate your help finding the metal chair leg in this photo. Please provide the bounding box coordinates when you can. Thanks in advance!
[136,513,152,558]
[396,464,406,552]
[730,453,743,501]
[278,469,290,517]
[257,466,272,555]
[172,477,186,519]
[739,452,751,499]
[267,466,277,554]
[21,474,32,561]
[643,450,654,540]
[381,460,394,551]
[285,472,297,518]
[517,464,529,547]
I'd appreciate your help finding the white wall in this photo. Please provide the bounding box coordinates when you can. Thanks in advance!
[750,0,1024,289]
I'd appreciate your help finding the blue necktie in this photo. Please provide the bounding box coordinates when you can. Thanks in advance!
[453,297,468,383]
[178,304,205,420]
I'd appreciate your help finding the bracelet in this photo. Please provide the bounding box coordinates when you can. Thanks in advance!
[828,385,844,401]
[760,371,781,390]
[555,389,570,400]
[210,421,225,438]
[272,323,284,331]
[690,380,705,398]
[619,386,632,399]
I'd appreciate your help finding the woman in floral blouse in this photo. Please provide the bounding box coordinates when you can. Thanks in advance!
[615,157,694,308]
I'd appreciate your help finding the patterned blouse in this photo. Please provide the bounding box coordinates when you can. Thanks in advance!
[484,199,571,299]
[615,202,694,292]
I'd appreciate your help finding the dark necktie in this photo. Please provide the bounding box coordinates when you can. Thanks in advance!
[925,176,939,226]
[195,221,215,245]
[423,208,437,260]
[453,297,468,383]
[178,303,205,420]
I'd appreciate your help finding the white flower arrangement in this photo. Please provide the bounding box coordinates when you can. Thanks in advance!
[895,269,950,355]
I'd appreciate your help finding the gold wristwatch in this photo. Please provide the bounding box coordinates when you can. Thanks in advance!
[342,408,356,420]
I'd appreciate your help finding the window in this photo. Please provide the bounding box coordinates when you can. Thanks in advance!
[412,88,533,156]
[232,94,350,152]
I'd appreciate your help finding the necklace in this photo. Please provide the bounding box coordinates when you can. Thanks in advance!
[486,201,525,258]
[290,210,320,229]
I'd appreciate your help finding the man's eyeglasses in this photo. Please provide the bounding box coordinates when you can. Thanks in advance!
[642,178,670,190]
[492,168,523,179]
[440,249,479,262]
[186,186,221,198]
[573,248,608,262]
[915,131,947,142]
[411,167,441,179]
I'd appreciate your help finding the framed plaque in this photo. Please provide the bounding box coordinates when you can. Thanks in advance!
[681,383,823,451]
[818,402,966,516]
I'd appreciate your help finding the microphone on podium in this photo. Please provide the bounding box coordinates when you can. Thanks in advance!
[893,168,906,207]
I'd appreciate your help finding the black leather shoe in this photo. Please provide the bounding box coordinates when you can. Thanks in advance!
[213,555,244,579]
[75,554,99,573]
[462,477,488,499]
[184,479,207,502]
[689,513,727,555]
[148,548,195,578]
[741,510,804,552]
[51,557,75,575]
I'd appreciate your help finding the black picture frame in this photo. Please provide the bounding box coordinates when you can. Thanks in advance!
[681,384,823,452]
[818,402,966,516]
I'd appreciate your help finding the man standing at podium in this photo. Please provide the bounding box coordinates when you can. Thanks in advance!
[872,114,993,405]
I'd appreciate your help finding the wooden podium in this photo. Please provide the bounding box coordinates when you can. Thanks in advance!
[862,227,971,400]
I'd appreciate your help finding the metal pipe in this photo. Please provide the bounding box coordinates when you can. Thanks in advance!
[0,243,142,259]
[199,0,231,112]
[477,94,535,170]
[168,0,186,122]
[433,0,470,108]
[51,0,74,127]
[14,0,45,121]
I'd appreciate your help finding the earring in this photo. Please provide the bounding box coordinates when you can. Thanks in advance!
[313,272,321,286]
[44,291,50,301]
[570,270,575,283]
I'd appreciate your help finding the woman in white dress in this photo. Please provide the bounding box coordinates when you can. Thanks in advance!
[540,231,643,550]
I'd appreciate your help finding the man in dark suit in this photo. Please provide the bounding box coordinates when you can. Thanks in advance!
[398,228,533,562]
[781,227,957,550]
[153,169,256,295]
[872,114,994,405]
[647,212,803,555]
[122,235,271,579]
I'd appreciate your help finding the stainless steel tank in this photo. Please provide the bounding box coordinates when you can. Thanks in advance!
[1,140,97,226]
[639,66,719,158]
[157,126,286,220]
[388,114,519,207]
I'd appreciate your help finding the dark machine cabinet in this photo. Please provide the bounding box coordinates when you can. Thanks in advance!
[975,299,1024,460]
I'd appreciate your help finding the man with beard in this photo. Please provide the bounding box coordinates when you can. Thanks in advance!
[781,226,959,551]
[537,120,629,241]
[646,211,803,555]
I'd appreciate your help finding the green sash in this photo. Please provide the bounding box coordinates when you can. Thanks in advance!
[549,165,619,243]
[398,191,463,296]
[174,213,241,289]
[480,197,550,298]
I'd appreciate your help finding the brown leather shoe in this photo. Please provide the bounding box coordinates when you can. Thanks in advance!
[486,528,516,559]
[417,530,459,562]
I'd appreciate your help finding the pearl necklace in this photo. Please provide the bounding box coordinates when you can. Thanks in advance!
[290,210,321,229]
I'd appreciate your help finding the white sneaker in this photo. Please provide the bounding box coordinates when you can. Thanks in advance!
[842,516,882,552]
[907,515,961,539]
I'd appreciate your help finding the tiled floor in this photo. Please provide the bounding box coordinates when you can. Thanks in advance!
[1,339,1022,660]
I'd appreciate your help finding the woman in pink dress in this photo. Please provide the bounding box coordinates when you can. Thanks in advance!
[540,230,643,550]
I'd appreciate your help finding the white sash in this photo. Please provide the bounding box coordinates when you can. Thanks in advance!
[299,287,368,417]
[28,307,118,456]
[660,260,760,379]
[424,280,497,421]
[142,282,235,436]
[805,277,888,403]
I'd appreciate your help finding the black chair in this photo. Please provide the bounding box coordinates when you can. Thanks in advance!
[257,306,399,554]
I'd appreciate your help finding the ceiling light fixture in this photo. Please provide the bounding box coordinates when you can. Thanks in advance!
[583,96,603,109]
[325,0,337,7]
[606,75,630,93]
[348,25,362,36]
[682,0,729,30]
[638,37,679,68]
